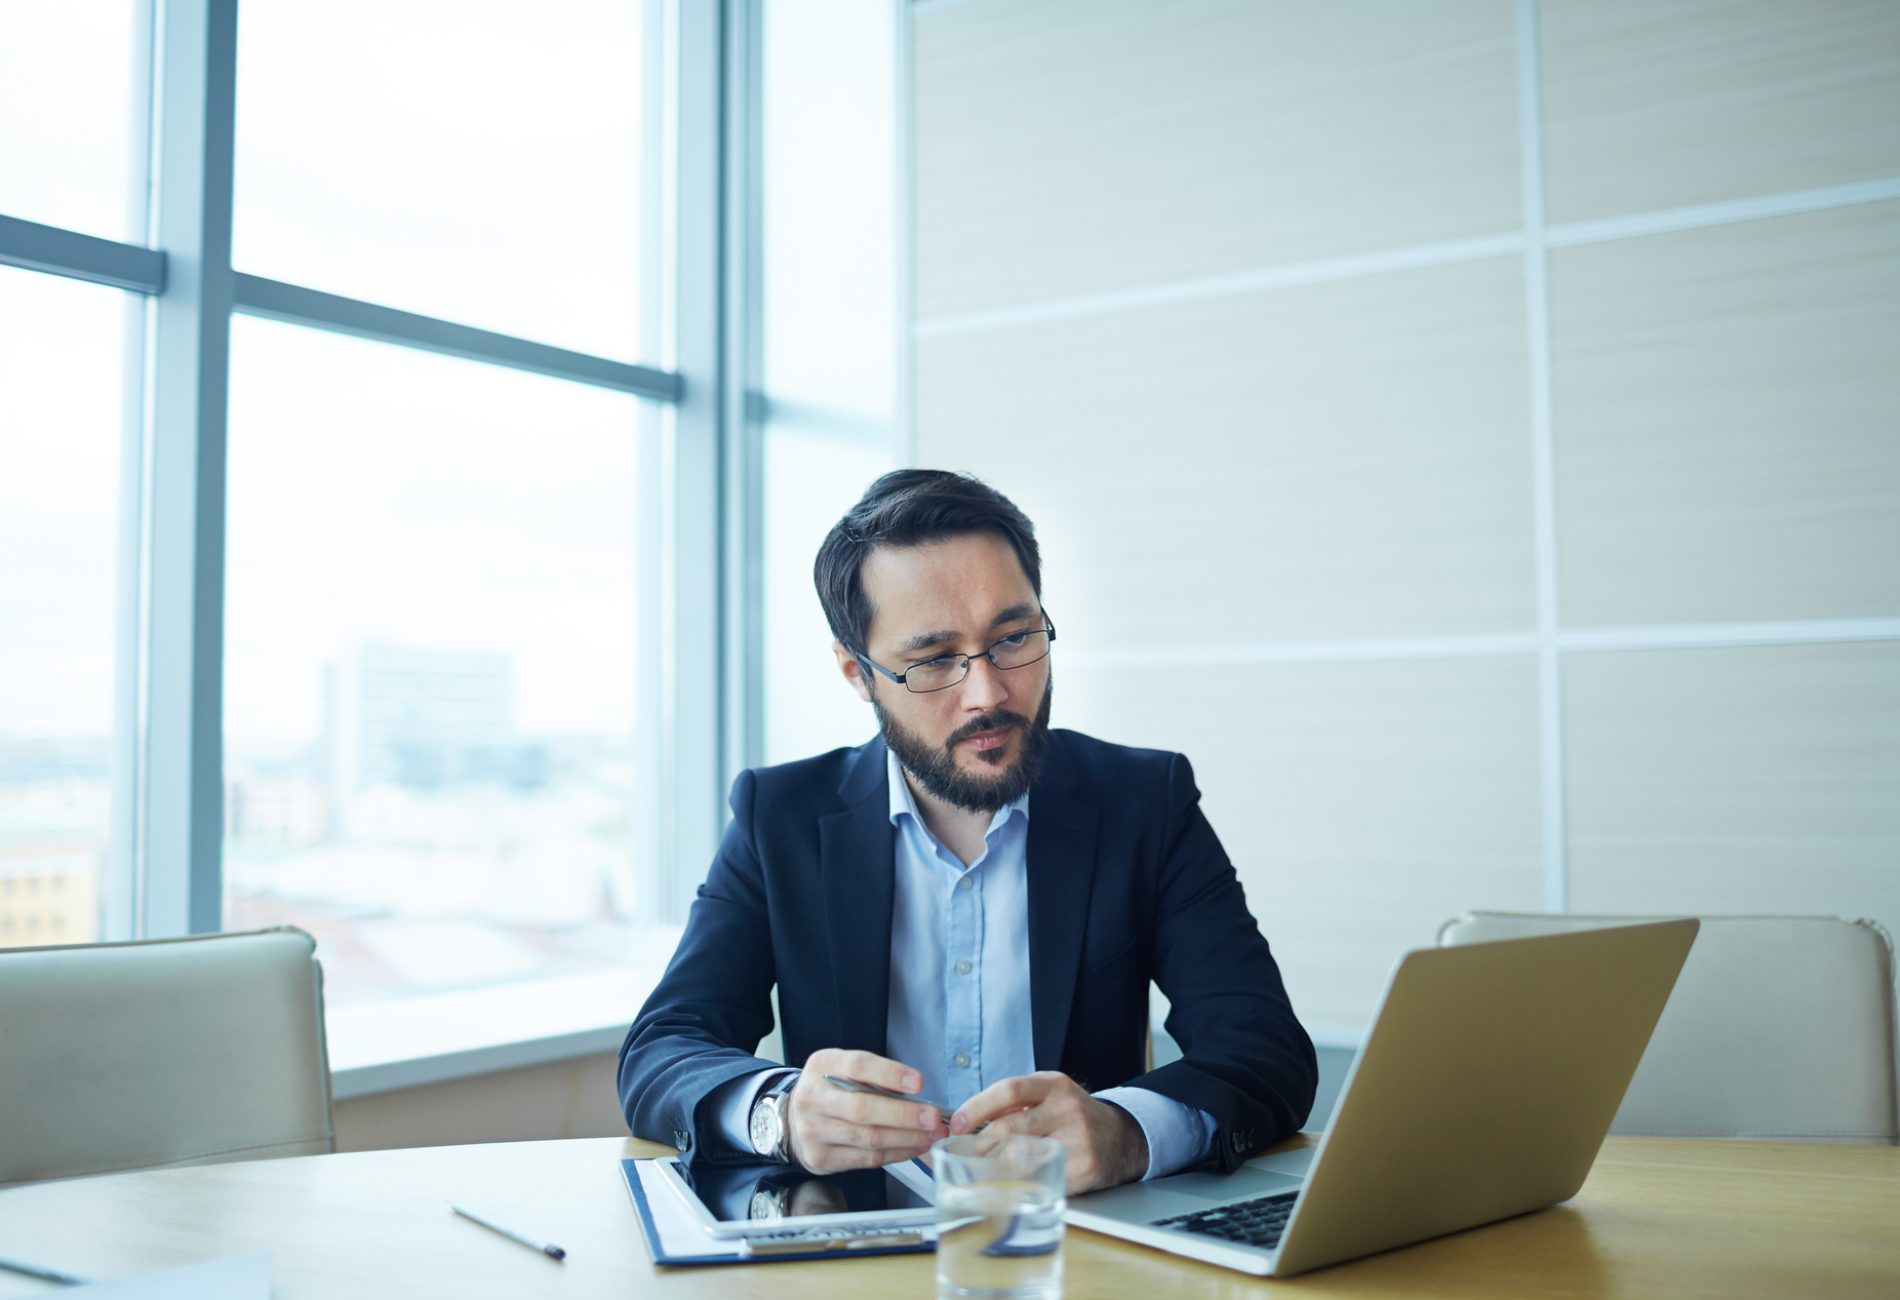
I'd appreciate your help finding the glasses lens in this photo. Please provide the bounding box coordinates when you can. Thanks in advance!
[905,659,965,693]
[992,629,1050,669]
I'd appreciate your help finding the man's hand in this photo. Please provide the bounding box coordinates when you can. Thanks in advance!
[786,1049,949,1173]
[785,1179,848,1218]
[950,1071,1149,1194]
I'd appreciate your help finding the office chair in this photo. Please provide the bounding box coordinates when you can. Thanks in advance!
[0,927,335,1185]
[1436,912,1898,1144]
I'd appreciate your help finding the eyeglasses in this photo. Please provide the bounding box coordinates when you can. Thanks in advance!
[854,616,1057,695]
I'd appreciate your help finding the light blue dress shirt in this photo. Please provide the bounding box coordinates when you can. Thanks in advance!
[718,748,1216,1180]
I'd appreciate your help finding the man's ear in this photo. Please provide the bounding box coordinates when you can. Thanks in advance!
[833,640,875,703]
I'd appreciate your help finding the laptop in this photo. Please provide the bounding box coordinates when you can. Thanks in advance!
[1065,919,1698,1277]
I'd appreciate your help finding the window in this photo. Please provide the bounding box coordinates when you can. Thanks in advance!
[758,0,903,763]
[0,267,132,950]
[0,0,145,242]
[232,0,655,361]
[223,318,657,1006]
[0,0,723,1078]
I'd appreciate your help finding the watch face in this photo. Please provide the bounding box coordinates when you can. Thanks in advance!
[750,1095,781,1157]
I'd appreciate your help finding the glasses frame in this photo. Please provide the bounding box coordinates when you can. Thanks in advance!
[853,615,1057,695]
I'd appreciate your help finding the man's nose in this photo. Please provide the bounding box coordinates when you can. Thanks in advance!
[958,654,1008,709]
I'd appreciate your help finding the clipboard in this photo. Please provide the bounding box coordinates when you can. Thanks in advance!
[619,1159,937,1267]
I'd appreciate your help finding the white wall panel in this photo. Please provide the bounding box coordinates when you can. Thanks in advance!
[1056,656,1544,1030]
[917,257,1535,650]
[915,0,1520,318]
[1542,0,1900,223]
[1552,203,1900,628]
[910,0,1900,1036]
[1565,643,1900,929]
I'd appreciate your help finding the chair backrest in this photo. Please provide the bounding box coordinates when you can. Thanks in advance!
[1435,912,1898,1144]
[0,927,335,1185]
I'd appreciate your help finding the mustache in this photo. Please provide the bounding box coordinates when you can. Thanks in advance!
[945,711,1032,748]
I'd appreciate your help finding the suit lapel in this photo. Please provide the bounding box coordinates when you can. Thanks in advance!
[1026,748,1100,1071]
[819,737,896,1056]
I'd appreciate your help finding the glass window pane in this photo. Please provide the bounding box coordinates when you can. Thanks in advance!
[761,0,895,412]
[0,0,144,241]
[233,0,659,363]
[0,266,132,949]
[758,0,899,763]
[224,316,656,1006]
[764,426,892,763]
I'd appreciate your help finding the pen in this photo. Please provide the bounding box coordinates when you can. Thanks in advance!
[449,1203,567,1262]
[824,1073,955,1126]
[0,1253,91,1286]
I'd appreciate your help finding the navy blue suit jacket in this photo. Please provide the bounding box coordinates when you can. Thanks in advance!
[617,729,1316,1173]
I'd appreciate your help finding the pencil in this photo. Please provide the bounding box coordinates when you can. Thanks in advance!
[449,1203,567,1262]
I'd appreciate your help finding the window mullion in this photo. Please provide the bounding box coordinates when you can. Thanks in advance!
[137,0,237,937]
[662,0,732,921]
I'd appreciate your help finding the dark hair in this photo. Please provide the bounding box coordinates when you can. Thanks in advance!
[814,469,1042,655]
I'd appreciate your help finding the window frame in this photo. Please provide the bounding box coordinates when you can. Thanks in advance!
[0,0,743,1085]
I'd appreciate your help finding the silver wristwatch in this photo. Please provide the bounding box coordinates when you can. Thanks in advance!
[748,1071,800,1162]
[748,1183,791,1222]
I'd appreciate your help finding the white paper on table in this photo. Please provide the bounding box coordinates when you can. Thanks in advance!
[66,1253,270,1298]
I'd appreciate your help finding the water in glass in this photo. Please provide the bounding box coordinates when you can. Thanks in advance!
[934,1135,1065,1300]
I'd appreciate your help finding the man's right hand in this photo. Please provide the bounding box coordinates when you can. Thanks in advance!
[786,1049,948,1173]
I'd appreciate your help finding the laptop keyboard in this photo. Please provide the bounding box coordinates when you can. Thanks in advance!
[1152,1191,1298,1250]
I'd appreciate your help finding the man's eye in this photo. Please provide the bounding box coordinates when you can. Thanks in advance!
[913,657,958,672]
[998,633,1030,647]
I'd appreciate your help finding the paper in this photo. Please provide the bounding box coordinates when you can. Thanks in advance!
[68,1253,270,1298]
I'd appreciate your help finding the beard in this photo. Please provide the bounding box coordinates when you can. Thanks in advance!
[873,677,1054,814]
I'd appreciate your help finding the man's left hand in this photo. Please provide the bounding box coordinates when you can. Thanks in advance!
[949,1071,1148,1194]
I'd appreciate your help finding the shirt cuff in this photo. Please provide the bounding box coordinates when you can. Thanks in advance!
[710,1067,799,1155]
[1093,1086,1218,1181]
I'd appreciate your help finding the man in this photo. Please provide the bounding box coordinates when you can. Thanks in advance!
[618,470,1315,1193]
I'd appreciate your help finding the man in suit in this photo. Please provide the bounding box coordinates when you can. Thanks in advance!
[618,470,1315,1193]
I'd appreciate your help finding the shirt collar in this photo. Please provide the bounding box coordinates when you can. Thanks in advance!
[886,743,1030,836]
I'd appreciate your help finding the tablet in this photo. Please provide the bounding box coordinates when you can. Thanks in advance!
[653,1155,937,1239]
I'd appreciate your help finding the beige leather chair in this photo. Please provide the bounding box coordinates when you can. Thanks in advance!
[1436,912,1898,1144]
[0,927,335,1185]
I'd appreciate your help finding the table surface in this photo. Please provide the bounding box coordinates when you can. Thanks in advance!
[1,1135,1895,1298]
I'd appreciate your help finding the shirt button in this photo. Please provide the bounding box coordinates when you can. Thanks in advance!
[954,1052,971,1068]
[955,960,972,975]
[958,876,975,891]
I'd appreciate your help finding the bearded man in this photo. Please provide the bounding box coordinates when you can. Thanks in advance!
[618,470,1315,1193]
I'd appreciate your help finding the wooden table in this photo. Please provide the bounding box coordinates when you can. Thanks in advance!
[1,1136,1894,1297]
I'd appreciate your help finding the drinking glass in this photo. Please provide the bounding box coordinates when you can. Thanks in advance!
[933,1133,1065,1300]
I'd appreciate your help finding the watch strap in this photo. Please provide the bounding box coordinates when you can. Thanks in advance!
[771,1070,800,1162]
